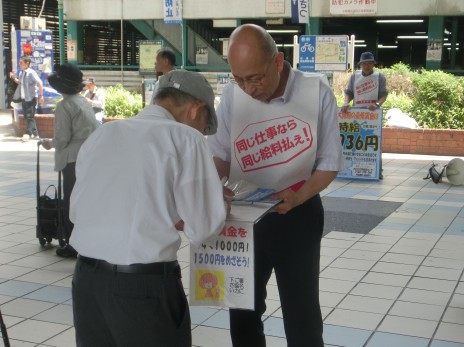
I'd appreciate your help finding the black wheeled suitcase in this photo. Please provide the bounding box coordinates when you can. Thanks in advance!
[36,142,66,247]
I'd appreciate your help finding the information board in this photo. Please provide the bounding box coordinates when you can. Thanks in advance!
[139,40,163,76]
[299,35,348,72]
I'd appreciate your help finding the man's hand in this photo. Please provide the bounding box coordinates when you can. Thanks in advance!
[175,220,184,231]
[38,95,44,104]
[40,139,52,150]
[341,104,350,113]
[271,189,302,215]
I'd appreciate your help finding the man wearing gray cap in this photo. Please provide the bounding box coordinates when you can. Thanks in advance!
[70,70,226,346]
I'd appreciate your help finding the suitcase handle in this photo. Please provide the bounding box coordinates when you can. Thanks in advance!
[37,142,62,201]
[43,185,58,199]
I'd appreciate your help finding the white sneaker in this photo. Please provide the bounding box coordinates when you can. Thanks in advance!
[21,134,31,142]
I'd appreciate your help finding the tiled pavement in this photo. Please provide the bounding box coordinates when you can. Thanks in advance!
[1,110,464,346]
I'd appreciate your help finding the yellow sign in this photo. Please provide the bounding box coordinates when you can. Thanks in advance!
[194,270,224,301]
[139,40,162,75]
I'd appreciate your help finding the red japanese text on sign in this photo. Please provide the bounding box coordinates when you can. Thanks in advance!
[339,110,379,120]
[234,116,313,172]
[219,225,248,238]
[355,79,378,96]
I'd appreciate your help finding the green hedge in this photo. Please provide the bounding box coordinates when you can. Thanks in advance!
[104,84,143,118]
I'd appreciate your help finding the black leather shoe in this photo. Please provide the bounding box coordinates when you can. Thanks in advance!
[56,244,78,258]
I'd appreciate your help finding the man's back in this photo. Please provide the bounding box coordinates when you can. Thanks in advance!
[70,105,225,264]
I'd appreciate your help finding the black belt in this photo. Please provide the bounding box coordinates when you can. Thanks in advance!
[79,256,180,276]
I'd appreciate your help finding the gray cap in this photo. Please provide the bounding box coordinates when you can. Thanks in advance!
[85,77,96,84]
[359,52,376,64]
[157,70,217,135]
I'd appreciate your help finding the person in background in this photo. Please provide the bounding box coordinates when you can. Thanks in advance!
[150,47,177,104]
[207,24,344,346]
[342,51,388,179]
[41,64,97,258]
[83,77,105,126]
[12,55,44,142]
[69,70,226,346]
[342,51,388,112]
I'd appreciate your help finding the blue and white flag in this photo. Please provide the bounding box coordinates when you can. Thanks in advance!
[291,0,309,24]
[164,0,182,24]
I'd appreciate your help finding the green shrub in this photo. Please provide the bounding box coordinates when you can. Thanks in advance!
[332,71,350,99]
[381,63,417,98]
[411,70,464,129]
[382,92,414,115]
[104,84,143,118]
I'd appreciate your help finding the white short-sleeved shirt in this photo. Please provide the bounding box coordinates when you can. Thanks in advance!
[70,105,226,264]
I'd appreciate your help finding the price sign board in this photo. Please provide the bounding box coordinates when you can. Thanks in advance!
[337,107,382,180]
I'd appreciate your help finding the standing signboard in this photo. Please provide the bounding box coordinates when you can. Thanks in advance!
[298,35,348,72]
[190,203,275,310]
[337,107,383,180]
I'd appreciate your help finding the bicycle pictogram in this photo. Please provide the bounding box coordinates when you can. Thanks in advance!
[300,42,315,53]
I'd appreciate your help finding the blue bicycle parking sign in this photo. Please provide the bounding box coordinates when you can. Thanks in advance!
[298,35,316,71]
[298,35,348,72]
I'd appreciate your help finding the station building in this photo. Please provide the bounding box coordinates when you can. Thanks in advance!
[1,0,463,106]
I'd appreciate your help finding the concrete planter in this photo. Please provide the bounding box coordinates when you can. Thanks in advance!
[102,117,124,123]
[12,114,464,157]
[14,114,55,138]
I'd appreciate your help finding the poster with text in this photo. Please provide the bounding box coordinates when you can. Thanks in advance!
[196,47,208,65]
[139,40,163,76]
[216,73,231,95]
[12,30,54,87]
[337,107,382,180]
[190,220,254,310]
[330,0,377,15]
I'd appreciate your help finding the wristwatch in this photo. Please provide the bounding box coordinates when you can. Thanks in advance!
[375,102,380,108]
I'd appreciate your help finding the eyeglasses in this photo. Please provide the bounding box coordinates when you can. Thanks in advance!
[231,54,276,88]
[232,73,267,87]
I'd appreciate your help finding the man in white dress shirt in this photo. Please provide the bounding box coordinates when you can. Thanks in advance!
[207,24,343,346]
[70,70,226,346]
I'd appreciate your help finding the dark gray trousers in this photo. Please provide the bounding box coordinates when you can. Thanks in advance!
[230,194,325,347]
[72,259,191,347]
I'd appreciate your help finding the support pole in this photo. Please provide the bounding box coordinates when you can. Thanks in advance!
[181,19,187,69]
[57,0,65,64]
[0,0,6,108]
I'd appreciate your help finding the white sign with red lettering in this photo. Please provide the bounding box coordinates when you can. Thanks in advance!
[189,204,273,310]
[330,0,377,15]
[234,116,314,173]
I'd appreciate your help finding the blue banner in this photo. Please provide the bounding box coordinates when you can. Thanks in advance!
[291,0,309,24]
